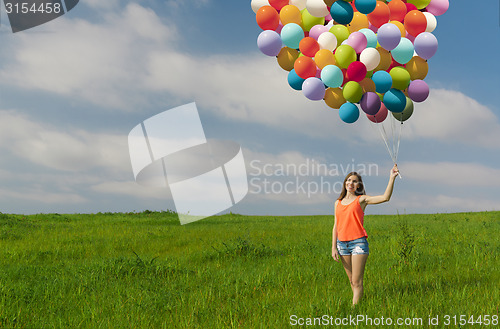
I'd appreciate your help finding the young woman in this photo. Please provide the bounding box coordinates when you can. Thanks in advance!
[332,164,399,306]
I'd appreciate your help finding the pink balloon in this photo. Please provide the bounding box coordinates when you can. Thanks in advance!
[426,0,449,16]
[367,103,389,123]
[309,25,329,40]
[346,31,368,53]
[346,61,367,82]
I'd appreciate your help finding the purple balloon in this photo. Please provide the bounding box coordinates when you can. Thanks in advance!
[302,77,326,101]
[257,30,282,57]
[309,25,329,40]
[377,23,401,51]
[414,32,438,60]
[408,80,430,102]
[360,92,382,115]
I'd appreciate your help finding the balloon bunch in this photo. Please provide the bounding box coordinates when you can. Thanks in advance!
[252,0,449,124]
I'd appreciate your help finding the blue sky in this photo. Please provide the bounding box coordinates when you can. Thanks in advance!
[0,0,498,217]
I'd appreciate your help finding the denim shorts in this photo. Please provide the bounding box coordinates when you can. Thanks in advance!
[337,237,369,256]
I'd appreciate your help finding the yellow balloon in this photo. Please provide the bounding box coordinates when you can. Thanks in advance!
[314,49,336,69]
[324,88,346,109]
[359,77,376,93]
[277,47,300,71]
[375,47,391,71]
[390,20,406,37]
[280,5,302,26]
[348,12,369,33]
[406,56,429,80]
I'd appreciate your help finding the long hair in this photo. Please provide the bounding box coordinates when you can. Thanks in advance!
[337,172,366,201]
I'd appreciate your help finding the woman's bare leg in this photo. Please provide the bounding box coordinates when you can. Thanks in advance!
[351,254,369,305]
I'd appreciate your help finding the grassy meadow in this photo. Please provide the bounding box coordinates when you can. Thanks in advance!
[0,210,498,328]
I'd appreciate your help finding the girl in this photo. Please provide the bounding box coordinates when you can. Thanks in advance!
[332,164,399,306]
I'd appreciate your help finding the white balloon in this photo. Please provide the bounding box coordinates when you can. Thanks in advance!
[359,48,381,71]
[290,0,307,11]
[423,12,437,33]
[317,32,337,52]
[251,0,271,14]
[306,0,329,18]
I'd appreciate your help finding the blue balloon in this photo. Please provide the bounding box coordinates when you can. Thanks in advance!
[330,1,354,25]
[354,0,376,14]
[339,102,360,124]
[257,30,282,57]
[280,23,304,49]
[391,37,414,64]
[372,71,393,94]
[358,28,378,48]
[321,65,344,88]
[383,89,407,113]
[288,69,305,90]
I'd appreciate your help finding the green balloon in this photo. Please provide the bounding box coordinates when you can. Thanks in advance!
[343,81,363,103]
[407,0,432,10]
[393,97,414,122]
[335,44,357,69]
[330,25,350,45]
[389,67,411,90]
[301,9,325,31]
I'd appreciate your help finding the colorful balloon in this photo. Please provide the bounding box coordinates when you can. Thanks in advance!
[348,12,370,33]
[390,67,411,90]
[406,0,431,10]
[354,0,377,15]
[288,69,306,90]
[321,64,344,88]
[358,28,378,48]
[392,97,414,121]
[346,31,368,54]
[317,32,338,51]
[383,88,407,113]
[339,102,360,123]
[423,12,437,33]
[324,87,347,109]
[372,70,393,93]
[309,25,329,40]
[314,49,336,69]
[426,0,449,16]
[256,6,280,31]
[391,37,414,64]
[257,30,282,56]
[306,0,330,18]
[360,91,381,115]
[330,0,354,25]
[251,0,271,14]
[303,77,326,100]
[335,44,357,68]
[414,32,438,59]
[280,5,303,25]
[302,9,325,31]
[406,56,428,80]
[367,1,390,28]
[277,47,300,71]
[407,79,430,102]
[294,56,318,79]
[343,81,364,103]
[299,37,320,57]
[367,102,389,123]
[290,0,307,11]
[330,24,350,45]
[404,10,427,37]
[387,0,407,22]
[377,23,401,51]
[280,23,305,49]
[346,61,367,82]
[360,47,381,71]
[269,0,289,11]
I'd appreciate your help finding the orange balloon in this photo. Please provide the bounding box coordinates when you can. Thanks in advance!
[280,5,302,26]
[388,0,407,22]
[390,20,406,37]
[375,47,392,71]
[314,49,336,69]
[277,47,300,71]
[256,6,279,31]
[299,37,320,58]
[404,10,427,36]
[406,56,429,80]
[294,56,318,79]
[324,88,346,109]
[367,1,390,28]
[359,77,376,93]
[348,12,369,33]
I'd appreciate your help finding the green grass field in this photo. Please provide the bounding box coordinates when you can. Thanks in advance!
[0,211,498,328]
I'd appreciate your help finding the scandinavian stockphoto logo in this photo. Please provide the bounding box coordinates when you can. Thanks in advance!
[2,0,79,32]
[128,103,248,225]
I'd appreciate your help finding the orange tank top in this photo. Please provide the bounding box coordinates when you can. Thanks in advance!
[335,195,367,241]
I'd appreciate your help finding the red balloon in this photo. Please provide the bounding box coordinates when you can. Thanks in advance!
[256,6,279,31]
[405,3,418,12]
[346,61,367,82]
[269,0,289,11]
[404,10,427,37]
[294,57,318,79]
[367,1,390,28]
[299,37,320,58]
[367,103,389,123]
[388,0,407,22]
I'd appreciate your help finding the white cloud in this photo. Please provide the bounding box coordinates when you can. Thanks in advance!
[0,110,130,173]
[401,161,500,187]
